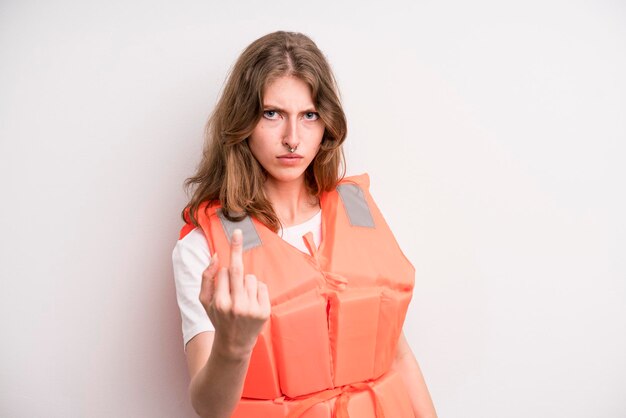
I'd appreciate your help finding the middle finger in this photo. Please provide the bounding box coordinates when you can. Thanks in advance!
[229,228,245,298]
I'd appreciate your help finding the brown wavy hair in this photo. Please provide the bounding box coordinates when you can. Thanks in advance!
[182,31,347,232]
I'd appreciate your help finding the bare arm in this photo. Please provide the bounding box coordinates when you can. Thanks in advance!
[186,230,270,418]
[391,332,438,418]
[186,332,251,418]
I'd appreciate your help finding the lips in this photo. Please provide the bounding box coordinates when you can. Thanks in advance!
[276,153,304,166]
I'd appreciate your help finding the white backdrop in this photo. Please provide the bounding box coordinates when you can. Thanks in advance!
[1,0,625,417]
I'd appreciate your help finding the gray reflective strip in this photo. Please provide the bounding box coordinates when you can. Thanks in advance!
[217,209,262,251]
[337,184,375,228]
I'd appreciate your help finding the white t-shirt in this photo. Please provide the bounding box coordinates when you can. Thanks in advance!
[172,209,322,349]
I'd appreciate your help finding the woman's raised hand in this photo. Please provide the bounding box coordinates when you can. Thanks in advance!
[199,229,271,360]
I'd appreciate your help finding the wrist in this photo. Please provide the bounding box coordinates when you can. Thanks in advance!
[211,333,254,362]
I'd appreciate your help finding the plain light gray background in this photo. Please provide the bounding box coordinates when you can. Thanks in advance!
[1,0,625,417]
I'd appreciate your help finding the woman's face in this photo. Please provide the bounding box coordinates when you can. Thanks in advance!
[248,75,325,188]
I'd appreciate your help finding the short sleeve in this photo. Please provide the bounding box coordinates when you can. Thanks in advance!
[172,227,215,351]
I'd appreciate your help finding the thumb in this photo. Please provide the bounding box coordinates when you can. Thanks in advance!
[200,252,219,305]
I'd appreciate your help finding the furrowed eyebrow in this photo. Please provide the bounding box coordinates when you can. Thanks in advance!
[262,104,317,113]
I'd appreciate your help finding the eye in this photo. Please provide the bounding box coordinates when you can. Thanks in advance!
[303,112,319,121]
[263,110,279,120]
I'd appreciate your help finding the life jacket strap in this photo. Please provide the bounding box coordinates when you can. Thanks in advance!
[213,182,374,253]
[216,209,262,251]
[285,381,386,418]
[337,184,375,228]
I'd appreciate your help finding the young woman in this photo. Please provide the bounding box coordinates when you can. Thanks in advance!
[173,31,437,418]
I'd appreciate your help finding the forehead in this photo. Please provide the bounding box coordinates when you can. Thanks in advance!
[263,75,315,108]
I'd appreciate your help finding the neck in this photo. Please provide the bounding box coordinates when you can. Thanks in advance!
[264,176,320,227]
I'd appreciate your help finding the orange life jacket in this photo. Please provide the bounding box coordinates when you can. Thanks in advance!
[180,174,415,417]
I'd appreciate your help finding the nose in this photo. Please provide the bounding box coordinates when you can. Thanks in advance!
[282,118,299,150]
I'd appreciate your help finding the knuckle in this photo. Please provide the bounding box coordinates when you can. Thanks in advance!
[253,310,267,320]
[232,298,253,316]
[231,305,247,317]
[213,298,231,313]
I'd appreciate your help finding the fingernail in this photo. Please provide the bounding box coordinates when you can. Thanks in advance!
[233,229,242,242]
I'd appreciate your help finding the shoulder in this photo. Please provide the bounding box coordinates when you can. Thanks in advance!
[336,173,377,205]
[338,172,371,189]
[172,227,211,269]
[180,201,222,237]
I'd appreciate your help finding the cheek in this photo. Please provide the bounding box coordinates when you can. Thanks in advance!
[248,127,270,155]
[308,123,324,141]
[248,139,266,162]
[314,126,325,147]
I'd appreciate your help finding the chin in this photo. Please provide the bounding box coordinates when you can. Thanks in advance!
[265,169,307,184]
